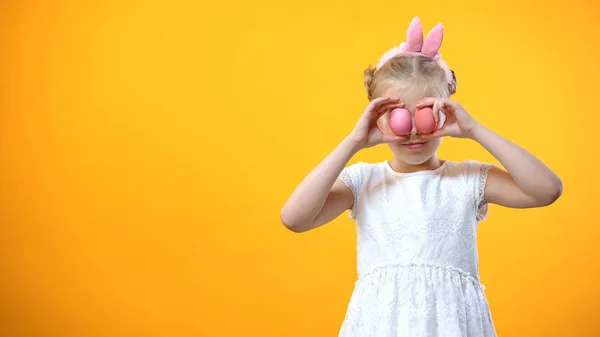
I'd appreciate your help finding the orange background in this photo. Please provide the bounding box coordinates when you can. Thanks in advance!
[1,0,599,336]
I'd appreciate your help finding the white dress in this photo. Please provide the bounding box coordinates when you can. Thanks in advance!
[337,160,497,337]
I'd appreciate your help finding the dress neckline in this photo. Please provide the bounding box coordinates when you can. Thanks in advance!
[383,160,450,177]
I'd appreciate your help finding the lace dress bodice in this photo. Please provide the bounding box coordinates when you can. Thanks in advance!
[337,160,497,337]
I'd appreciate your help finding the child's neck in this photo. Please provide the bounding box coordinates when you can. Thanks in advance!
[388,156,444,174]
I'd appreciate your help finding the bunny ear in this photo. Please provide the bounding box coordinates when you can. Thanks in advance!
[405,16,423,52]
[421,23,444,57]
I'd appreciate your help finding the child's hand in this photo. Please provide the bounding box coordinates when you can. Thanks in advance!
[349,97,407,149]
[416,98,480,139]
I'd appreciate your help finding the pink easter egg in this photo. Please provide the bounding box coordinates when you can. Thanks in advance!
[389,108,412,135]
[415,107,436,134]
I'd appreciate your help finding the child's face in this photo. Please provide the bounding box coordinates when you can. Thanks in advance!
[378,86,443,165]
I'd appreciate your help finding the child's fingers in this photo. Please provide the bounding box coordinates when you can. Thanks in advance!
[364,97,390,115]
[421,128,445,139]
[376,102,405,115]
[371,97,391,106]
[432,101,444,125]
[416,97,437,108]
[371,103,404,121]
[371,97,399,110]
[376,98,401,108]
[432,100,441,124]
[364,97,394,117]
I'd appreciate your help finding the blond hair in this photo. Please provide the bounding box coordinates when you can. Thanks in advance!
[364,54,457,101]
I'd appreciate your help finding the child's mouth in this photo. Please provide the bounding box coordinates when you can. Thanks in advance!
[403,142,426,150]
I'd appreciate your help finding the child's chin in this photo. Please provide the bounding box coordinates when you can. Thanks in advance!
[393,148,436,165]
[403,155,435,166]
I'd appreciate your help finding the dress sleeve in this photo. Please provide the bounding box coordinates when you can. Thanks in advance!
[465,160,494,221]
[337,162,367,220]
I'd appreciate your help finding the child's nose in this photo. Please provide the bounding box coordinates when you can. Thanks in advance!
[408,115,422,136]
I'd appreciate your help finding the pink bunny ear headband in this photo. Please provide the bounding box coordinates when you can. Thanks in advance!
[376,16,453,84]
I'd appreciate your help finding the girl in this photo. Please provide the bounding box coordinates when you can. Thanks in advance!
[280,17,562,337]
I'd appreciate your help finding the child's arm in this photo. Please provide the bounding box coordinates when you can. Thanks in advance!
[470,124,563,208]
[280,137,357,233]
[280,97,406,232]
[416,97,563,209]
